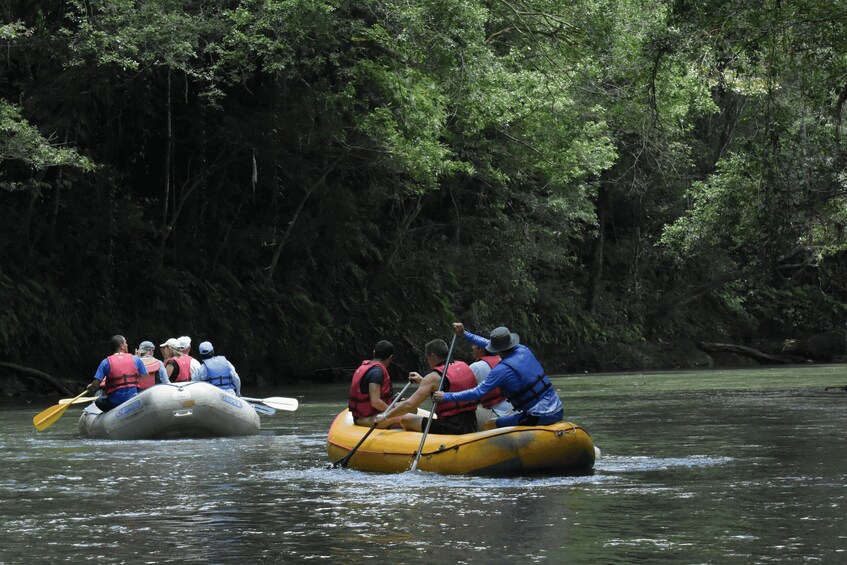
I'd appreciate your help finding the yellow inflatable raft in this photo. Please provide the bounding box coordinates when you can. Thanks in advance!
[326,409,596,476]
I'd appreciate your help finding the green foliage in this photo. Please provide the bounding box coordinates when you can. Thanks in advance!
[661,153,760,259]
[5,0,847,379]
[0,101,95,184]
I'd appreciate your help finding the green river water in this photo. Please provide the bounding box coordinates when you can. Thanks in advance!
[2,365,846,563]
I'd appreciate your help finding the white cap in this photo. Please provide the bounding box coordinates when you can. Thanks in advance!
[160,338,182,350]
[178,336,191,350]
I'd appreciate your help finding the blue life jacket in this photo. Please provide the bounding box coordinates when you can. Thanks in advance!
[498,346,554,411]
[203,356,235,391]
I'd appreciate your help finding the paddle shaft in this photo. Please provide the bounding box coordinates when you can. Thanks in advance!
[410,333,458,471]
[58,396,97,405]
[333,380,413,469]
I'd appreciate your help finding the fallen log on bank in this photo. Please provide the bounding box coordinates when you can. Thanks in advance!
[0,362,74,395]
[695,342,808,365]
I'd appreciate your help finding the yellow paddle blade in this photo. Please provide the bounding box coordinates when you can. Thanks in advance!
[33,390,89,431]
[32,402,72,431]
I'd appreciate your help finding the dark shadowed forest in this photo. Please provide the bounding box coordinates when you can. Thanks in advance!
[3,1,847,394]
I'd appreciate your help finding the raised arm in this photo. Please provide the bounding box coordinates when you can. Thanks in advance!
[454,322,490,350]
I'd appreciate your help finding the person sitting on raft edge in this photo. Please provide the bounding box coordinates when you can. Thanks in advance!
[85,334,148,412]
[135,340,168,390]
[433,323,563,430]
[160,337,190,383]
[375,338,479,435]
[194,341,242,396]
[459,323,516,429]
[348,340,404,429]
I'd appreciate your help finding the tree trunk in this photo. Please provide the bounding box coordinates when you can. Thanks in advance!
[0,362,75,395]
[158,69,173,266]
[694,342,806,365]
[265,152,347,282]
[647,273,737,335]
[835,82,847,167]
[586,184,608,313]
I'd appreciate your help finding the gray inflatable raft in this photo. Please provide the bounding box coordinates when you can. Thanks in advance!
[78,382,260,440]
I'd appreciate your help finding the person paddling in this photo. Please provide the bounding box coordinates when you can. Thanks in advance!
[463,328,516,428]
[375,338,479,434]
[433,323,563,430]
[194,341,242,395]
[84,335,148,412]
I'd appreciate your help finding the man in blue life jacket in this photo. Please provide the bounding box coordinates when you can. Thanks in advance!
[433,323,563,429]
[84,335,148,412]
[464,333,516,429]
[194,341,241,395]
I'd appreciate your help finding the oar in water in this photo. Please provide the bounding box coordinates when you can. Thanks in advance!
[410,333,457,472]
[250,402,276,416]
[33,389,91,431]
[331,381,413,469]
[240,396,299,411]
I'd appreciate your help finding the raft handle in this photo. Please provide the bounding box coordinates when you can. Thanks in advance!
[555,426,577,437]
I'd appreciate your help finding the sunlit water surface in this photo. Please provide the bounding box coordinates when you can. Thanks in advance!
[2,366,847,563]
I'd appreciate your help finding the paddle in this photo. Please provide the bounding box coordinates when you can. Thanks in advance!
[410,333,457,472]
[331,381,413,469]
[58,395,97,405]
[33,389,91,431]
[240,396,299,411]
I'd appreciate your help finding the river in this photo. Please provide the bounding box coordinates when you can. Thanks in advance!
[2,365,846,563]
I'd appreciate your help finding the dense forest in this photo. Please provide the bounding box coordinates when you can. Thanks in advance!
[3,0,847,390]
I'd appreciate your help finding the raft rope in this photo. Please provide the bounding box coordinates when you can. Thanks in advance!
[417,424,585,457]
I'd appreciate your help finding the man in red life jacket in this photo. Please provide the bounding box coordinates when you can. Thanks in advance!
[375,338,479,435]
[348,340,404,428]
[84,335,148,412]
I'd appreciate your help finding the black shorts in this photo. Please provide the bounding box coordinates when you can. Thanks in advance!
[420,410,478,435]
[95,396,119,413]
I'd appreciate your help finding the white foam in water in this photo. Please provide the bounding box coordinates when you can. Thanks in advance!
[595,454,734,473]
[263,464,614,494]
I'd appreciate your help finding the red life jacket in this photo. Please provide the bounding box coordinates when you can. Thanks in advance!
[137,357,161,390]
[478,355,508,409]
[165,355,193,383]
[348,360,393,419]
[433,361,478,419]
[103,353,140,395]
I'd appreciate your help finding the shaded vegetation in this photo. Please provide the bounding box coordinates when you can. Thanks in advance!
[2,0,847,385]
